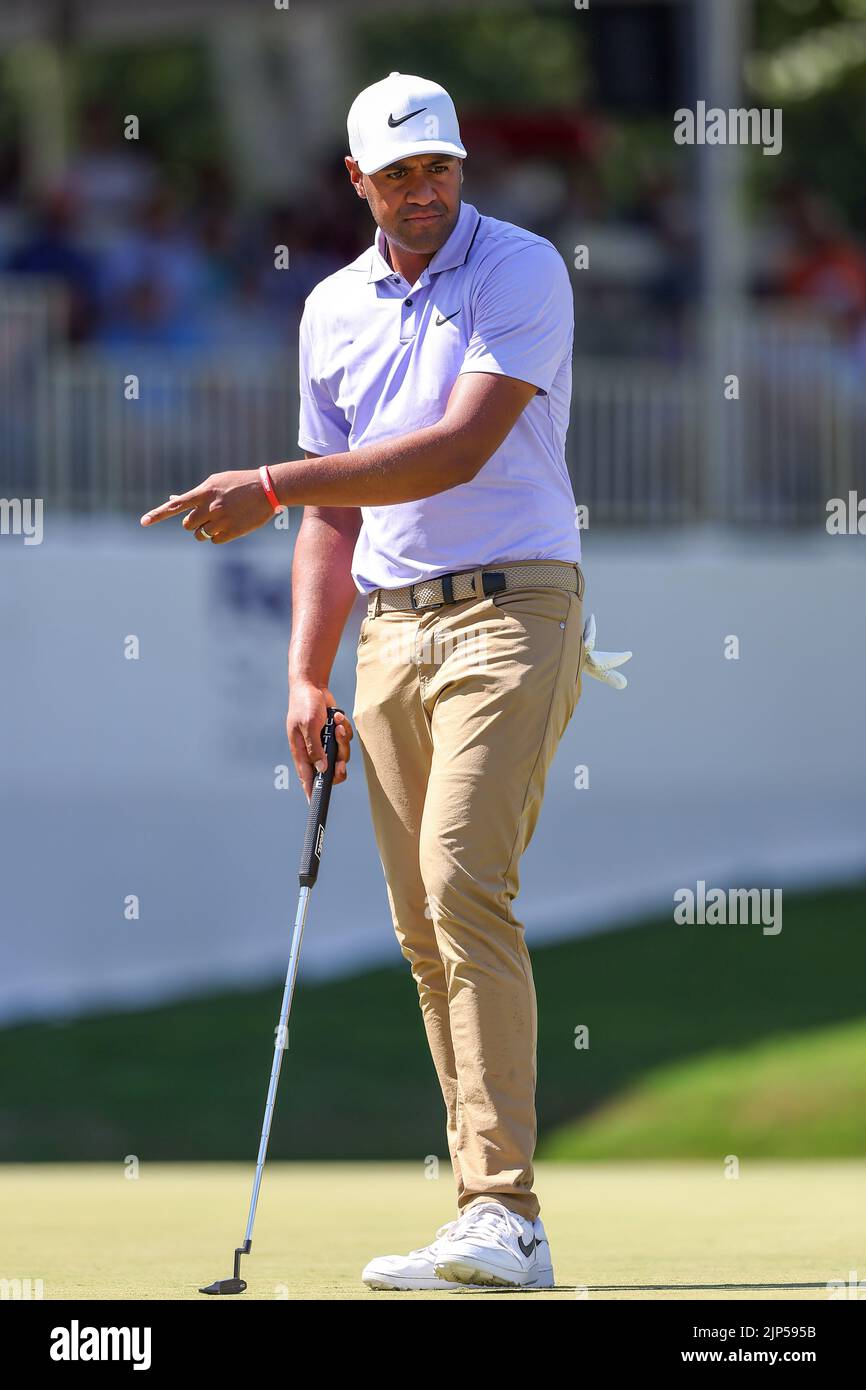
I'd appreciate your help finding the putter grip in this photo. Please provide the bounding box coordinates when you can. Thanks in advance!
[298,706,343,888]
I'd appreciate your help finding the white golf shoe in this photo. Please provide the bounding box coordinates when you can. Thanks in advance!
[432,1199,555,1288]
[362,1218,477,1290]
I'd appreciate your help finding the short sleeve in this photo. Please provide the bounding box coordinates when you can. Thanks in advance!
[458,242,574,397]
[297,300,351,454]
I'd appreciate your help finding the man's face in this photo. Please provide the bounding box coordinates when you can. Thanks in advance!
[346,153,463,255]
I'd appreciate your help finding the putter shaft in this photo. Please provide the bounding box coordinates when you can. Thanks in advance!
[243,884,312,1246]
[199,707,342,1295]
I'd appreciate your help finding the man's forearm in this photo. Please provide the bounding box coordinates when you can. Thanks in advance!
[271,419,470,509]
[289,512,360,687]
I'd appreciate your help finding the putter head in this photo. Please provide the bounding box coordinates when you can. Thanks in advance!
[200,1273,247,1295]
[200,1241,250,1294]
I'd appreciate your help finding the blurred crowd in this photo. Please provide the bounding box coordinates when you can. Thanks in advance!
[2,102,866,360]
[0,105,370,352]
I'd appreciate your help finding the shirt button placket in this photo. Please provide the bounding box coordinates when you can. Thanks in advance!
[400,290,417,341]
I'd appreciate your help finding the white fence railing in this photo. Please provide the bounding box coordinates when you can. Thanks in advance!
[0,277,67,495]
[1,278,862,525]
[570,313,863,526]
[36,352,298,513]
[570,364,701,525]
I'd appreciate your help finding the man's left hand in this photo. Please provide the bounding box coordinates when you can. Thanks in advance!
[140,470,275,542]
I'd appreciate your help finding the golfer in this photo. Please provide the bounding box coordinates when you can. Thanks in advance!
[142,72,630,1290]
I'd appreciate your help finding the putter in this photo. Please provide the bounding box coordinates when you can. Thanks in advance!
[200,705,344,1295]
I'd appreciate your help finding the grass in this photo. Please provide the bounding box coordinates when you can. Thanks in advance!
[0,881,863,1162]
[2,1160,862,1300]
[541,1017,866,1159]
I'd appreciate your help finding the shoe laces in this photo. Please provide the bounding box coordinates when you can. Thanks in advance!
[445,1201,528,1249]
[409,1218,461,1258]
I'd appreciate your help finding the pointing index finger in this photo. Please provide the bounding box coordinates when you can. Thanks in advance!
[140,489,201,526]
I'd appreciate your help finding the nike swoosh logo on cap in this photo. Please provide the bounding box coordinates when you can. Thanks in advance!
[388,107,427,127]
[435,309,461,325]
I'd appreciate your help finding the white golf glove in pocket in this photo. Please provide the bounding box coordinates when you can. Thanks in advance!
[581,613,632,690]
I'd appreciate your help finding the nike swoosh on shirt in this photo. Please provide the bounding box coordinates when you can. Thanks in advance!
[388,108,427,127]
[435,309,461,325]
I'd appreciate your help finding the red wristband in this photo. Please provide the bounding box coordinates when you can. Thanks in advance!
[259,464,283,513]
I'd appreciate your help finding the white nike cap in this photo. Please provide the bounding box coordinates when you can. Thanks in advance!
[347,71,467,176]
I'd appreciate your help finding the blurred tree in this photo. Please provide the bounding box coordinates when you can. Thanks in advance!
[73,40,220,191]
[356,8,586,110]
[749,0,866,226]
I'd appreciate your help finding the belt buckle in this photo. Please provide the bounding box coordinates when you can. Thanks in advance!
[481,570,507,596]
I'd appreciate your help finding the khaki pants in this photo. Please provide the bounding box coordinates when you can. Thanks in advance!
[352,559,585,1222]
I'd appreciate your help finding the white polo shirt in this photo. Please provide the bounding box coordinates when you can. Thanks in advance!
[297,199,580,594]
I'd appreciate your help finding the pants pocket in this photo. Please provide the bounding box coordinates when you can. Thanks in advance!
[573,631,586,711]
[491,585,573,623]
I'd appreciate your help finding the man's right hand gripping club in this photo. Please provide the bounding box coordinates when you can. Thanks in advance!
[287,683,354,803]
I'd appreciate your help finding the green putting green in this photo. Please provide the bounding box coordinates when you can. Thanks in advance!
[1,1160,862,1300]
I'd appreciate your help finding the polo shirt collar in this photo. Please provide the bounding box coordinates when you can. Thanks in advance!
[367,200,482,284]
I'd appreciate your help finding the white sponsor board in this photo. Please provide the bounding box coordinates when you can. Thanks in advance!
[0,521,864,1023]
